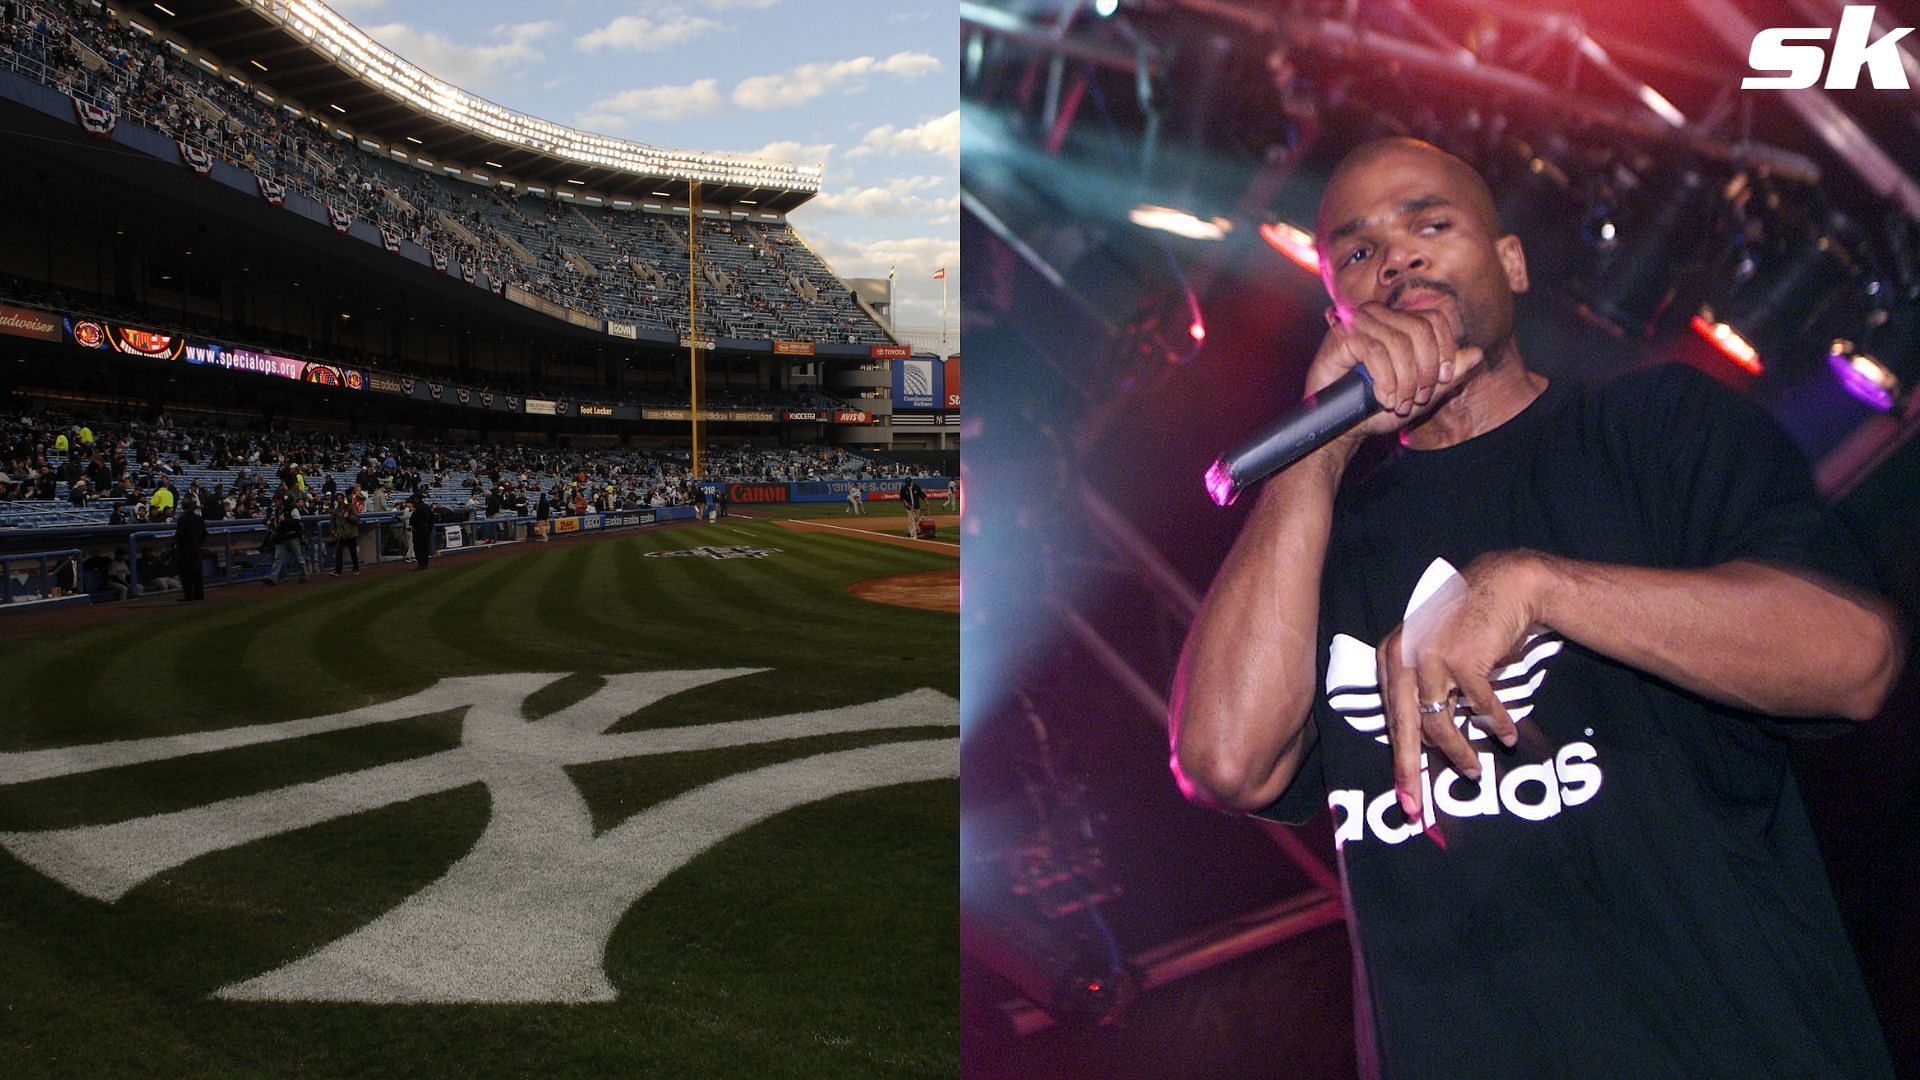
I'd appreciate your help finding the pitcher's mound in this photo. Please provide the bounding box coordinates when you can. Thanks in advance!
[848,569,959,613]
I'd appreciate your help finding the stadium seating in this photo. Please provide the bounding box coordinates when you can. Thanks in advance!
[0,0,894,345]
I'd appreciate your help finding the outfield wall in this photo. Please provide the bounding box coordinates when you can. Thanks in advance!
[702,478,955,505]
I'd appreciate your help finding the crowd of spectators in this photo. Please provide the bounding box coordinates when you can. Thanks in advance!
[1,409,939,525]
[0,0,893,345]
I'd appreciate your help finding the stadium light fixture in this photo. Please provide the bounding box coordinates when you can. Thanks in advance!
[652,191,673,197]
[330,104,347,114]
[567,178,586,185]
[485,161,504,169]
[153,3,177,16]
[198,57,219,72]
[239,0,821,192]
[250,59,268,71]
[406,136,422,144]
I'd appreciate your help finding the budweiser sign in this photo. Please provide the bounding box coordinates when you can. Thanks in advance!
[0,306,60,342]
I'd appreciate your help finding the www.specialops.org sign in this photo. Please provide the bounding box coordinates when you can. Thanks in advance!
[0,670,957,1004]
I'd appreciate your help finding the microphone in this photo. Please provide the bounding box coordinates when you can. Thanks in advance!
[1204,366,1378,507]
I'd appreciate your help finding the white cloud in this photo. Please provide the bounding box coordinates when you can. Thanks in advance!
[708,0,782,8]
[798,177,954,220]
[845,110,959,160]
[739,140,835,167]
[801,234,958,302]
[732,51,942,109]
[327,0,388,13]
[363,21,557,89]
[579,79,725,129]
[576,13,720,53]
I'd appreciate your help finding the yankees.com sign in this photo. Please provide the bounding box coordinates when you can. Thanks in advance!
[0,670,956,1003]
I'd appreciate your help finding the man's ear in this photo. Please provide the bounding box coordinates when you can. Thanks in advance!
[1497,234,1530,294]
[1325,306,1340,328]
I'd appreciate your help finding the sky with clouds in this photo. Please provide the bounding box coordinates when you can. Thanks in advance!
[324,0,958,352]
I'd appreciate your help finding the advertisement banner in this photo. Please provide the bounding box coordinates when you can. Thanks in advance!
[553,517,580,535]
[370,372,406,394]
[643,408,691,421]
[600,510,658,529]
[566,309,601,330]
[774,340,815,356]
[607,321,637,340]
[525,399,557,416]
[730,409,776,422]
[580,403,615,417]
[725,483,788,504]
[678,334,717,350]
[0,306,61,342]
[869,344,911,360]
[442,525,464,550]
[833,410,872,425]
[784,411,821,422]
[788,480,950,504]
[181,341,301,378]
[68,319,184,360]
[893,357,941,410]
[945,355,961,410]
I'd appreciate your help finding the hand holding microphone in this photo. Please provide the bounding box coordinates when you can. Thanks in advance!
[1205,298,1483,506]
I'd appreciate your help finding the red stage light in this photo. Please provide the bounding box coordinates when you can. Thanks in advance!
[1260,221,1320,276]
[1690,313,1764,375]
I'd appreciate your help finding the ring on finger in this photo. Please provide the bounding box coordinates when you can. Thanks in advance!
[1417,698,1452,716]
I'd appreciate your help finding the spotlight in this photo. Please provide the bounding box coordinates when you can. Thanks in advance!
[1259,220,1319,275]
[1581,165,1718,339]
[1695,226,1853,375]
[1827,301,1919,411]
[1094,0,1120,16]
[1129,205,1231,241]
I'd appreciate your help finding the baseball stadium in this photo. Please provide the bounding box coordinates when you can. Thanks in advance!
[0,1,957,1075]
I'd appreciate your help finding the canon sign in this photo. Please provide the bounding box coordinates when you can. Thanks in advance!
[1745,6,1912,89]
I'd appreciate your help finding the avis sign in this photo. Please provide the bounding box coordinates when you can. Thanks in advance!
[1745,5,1912,89]
[0,670,957,1003]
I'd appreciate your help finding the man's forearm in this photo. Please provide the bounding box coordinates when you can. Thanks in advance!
[1171,439,1357,811]
[1526,553,1906,722]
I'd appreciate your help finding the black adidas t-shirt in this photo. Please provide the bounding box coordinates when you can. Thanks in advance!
[1259,364,1893,1079]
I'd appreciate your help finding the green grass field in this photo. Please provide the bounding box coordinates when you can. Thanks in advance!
[0,516,958,1078]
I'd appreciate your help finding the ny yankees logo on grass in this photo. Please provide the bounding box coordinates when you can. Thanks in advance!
[0,670,957,1003]
[1325,558,1564,743]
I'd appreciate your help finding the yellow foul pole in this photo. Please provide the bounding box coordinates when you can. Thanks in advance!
[689,180,702,480]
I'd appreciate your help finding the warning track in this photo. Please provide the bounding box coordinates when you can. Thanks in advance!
[774,515,961,552]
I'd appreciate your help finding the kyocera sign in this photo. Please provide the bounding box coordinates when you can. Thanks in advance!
[1745,6,1912,89]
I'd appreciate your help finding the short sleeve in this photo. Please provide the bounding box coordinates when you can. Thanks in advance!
[1604,364,1880,593]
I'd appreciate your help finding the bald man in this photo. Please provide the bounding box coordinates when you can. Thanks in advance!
[1171,138,1902,1077]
